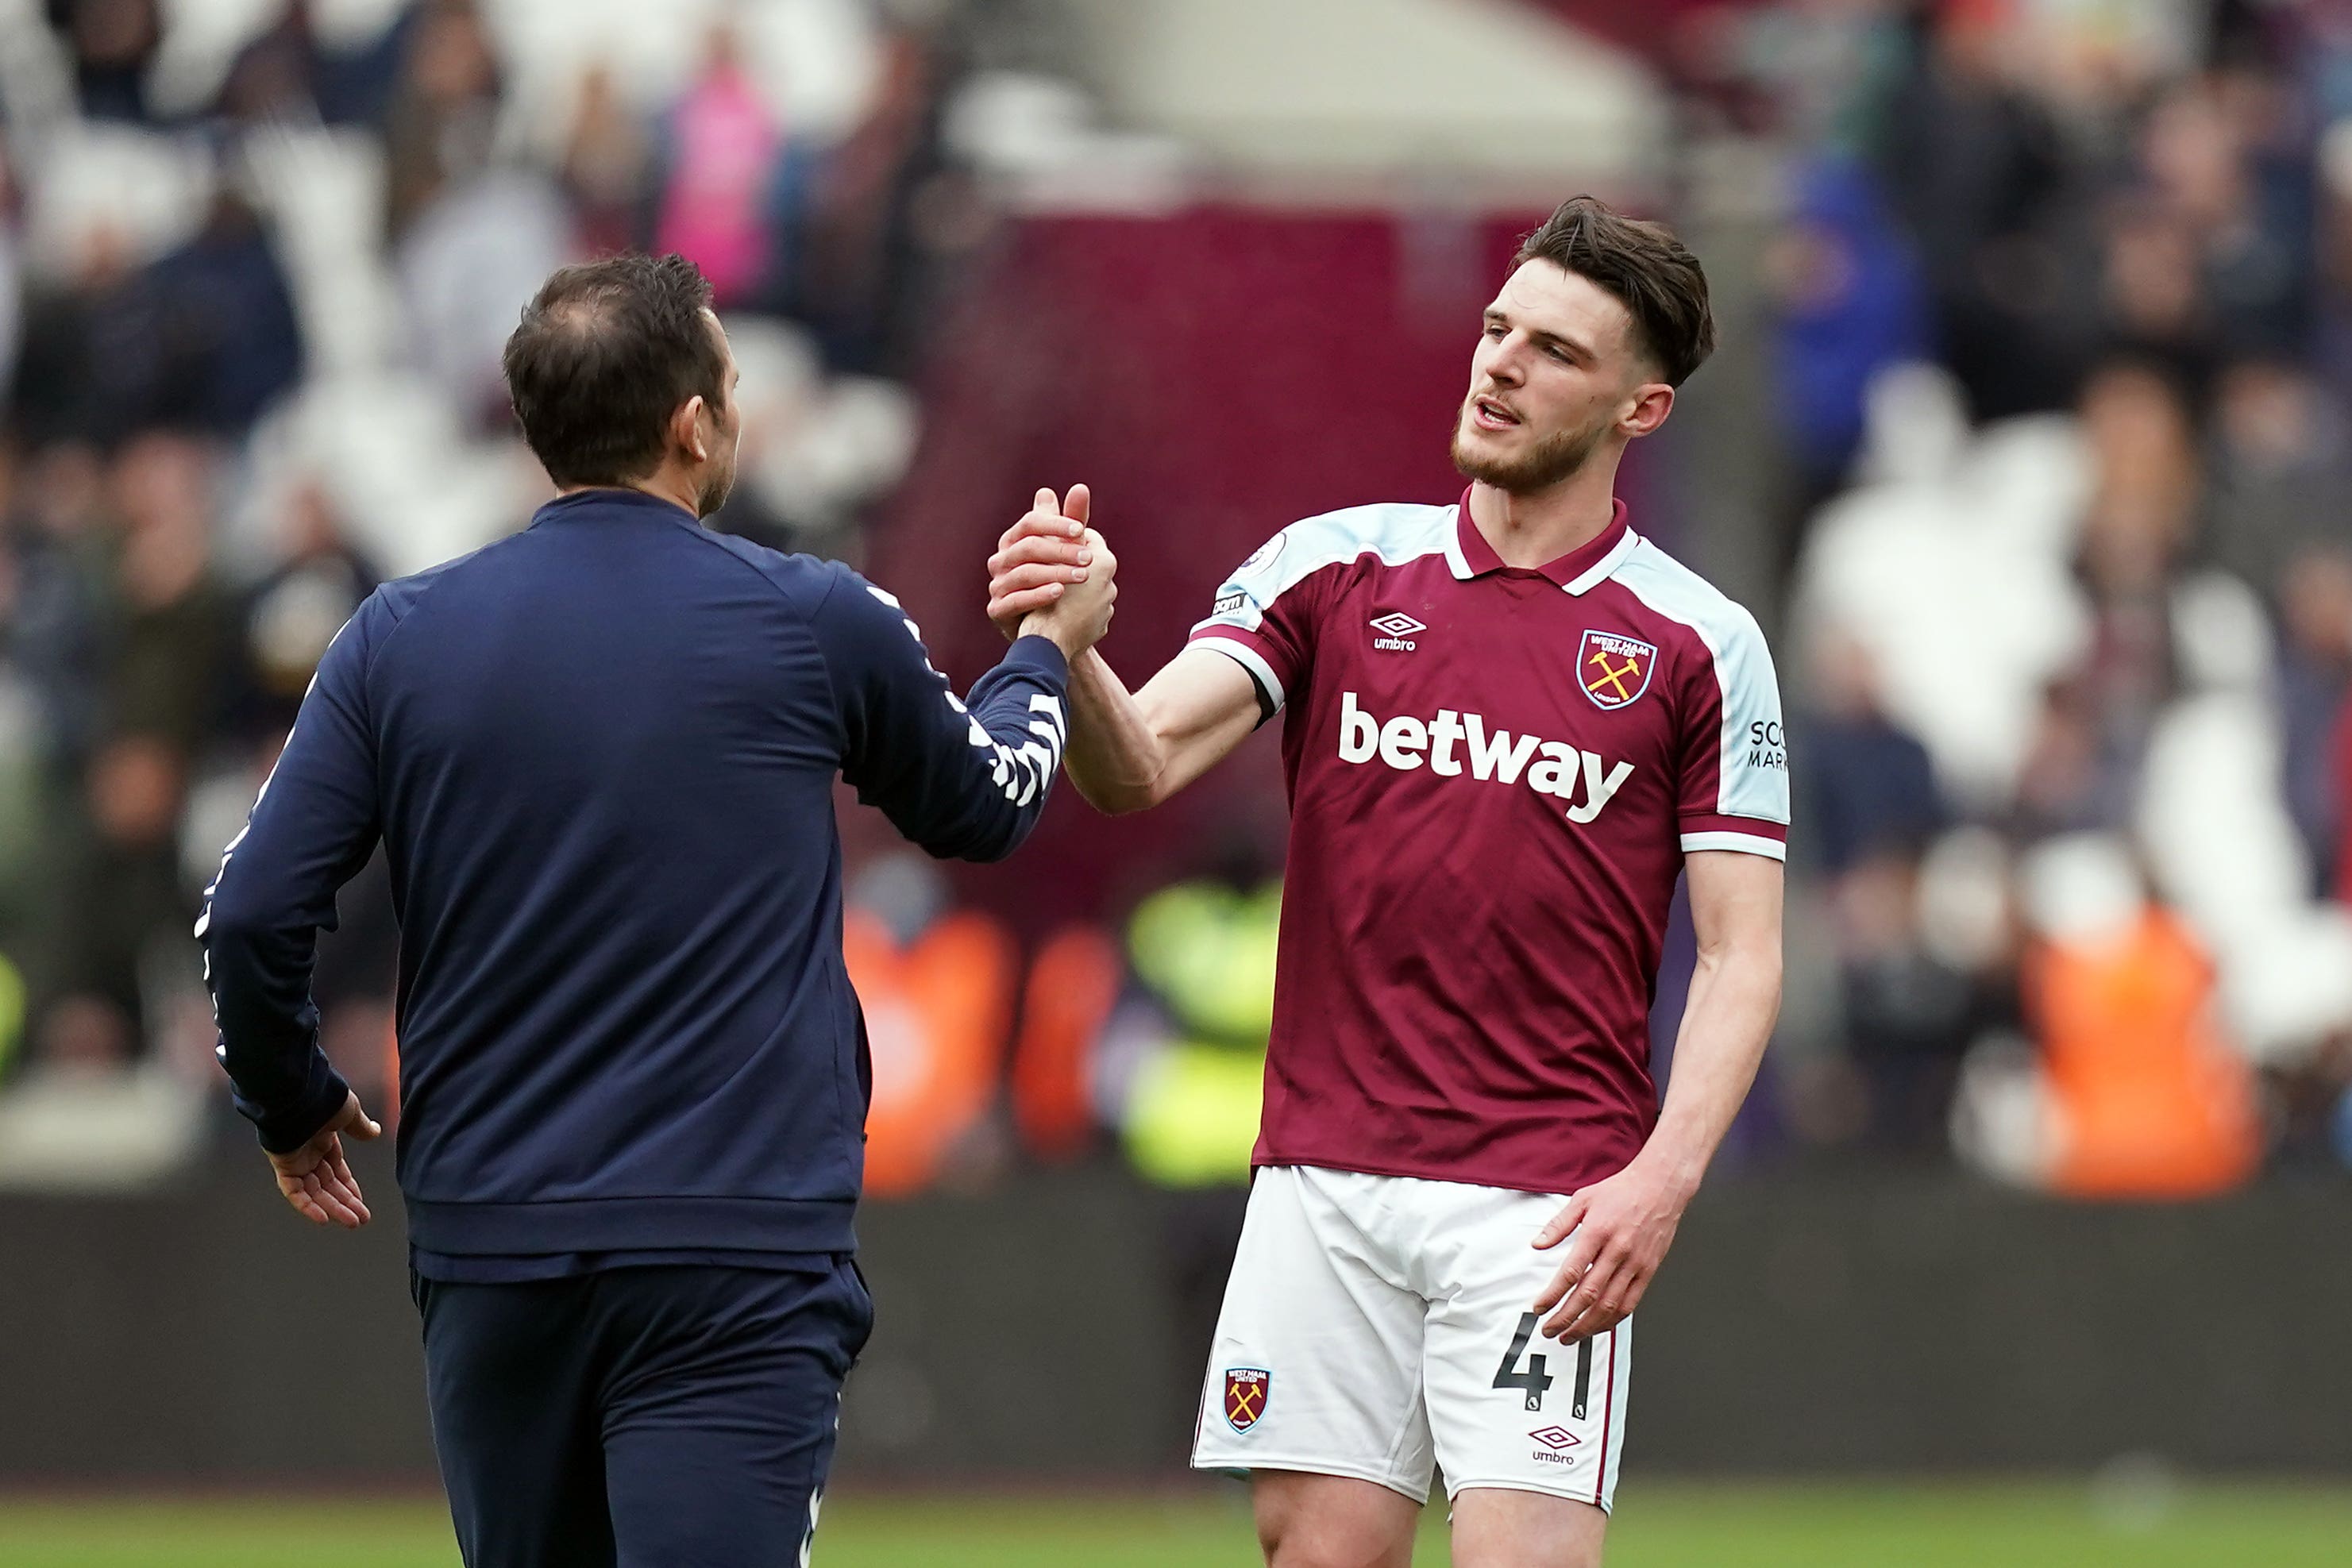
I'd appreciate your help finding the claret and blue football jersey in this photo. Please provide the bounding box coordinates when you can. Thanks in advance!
[1189,490,1789,1196]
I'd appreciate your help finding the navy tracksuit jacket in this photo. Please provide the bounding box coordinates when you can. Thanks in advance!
[200,487,1070,1260]
[199,487,1075,1564]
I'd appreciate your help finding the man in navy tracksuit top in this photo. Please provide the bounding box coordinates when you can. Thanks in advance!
[197,254,1117,1566]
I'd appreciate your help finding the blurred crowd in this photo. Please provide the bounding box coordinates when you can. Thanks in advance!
[8,0,2352,1201]
[1686,0,2352,1186]
[0,0,1042,1182]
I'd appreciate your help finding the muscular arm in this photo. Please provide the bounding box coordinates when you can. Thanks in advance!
[1530,849,1783,1342]
[1638,850,1785,1191]
[990,486,1263,815]
[1045,645,1262,815]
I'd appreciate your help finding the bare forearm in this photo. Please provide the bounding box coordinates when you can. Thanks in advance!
[1058,648,1170,813]
[1047,645,1263,815]
[1533,853,1782,1343]
[1633,943,1781,1200]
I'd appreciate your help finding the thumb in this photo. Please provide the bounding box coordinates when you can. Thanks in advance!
[341,1094,384,1142]
[1062,483,1091,530]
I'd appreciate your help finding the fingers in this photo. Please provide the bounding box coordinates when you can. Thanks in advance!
[1542,1252,1630,1342]
[272,1145,372,1229]
[989,536,1092,579]
[280,1181,330,1226]
[305,1165,370,1228]
[1533,1223,1604,1315]
[1062,483,1090,526]
[988,530,1093,641]
[1027,491,1083,540]
[1531,1219,1602,1316]
[1530,1199,1603,1323]
[988,541,1089,611]
[280,1168,364,1227]
[994,563,1089,599]
[1000,495,1089,554]
[1543,1220,1660,1342]
[1548,1274,1633,1343]
[989,586,1066,622]
[1531,1258,1579,1317]
[1553,1300,1628,1344]
[324,1143,372,1223]
[1533,1193,1587,1250]
[997,510,1078,555]
[991,534,1091,570]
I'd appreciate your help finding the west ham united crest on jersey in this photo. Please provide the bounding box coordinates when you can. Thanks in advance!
[1183,491,1787,1513]
[1577,629,1657,710]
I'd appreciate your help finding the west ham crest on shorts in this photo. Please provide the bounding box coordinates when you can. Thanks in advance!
[1579,630,1657,711]
[1224,1368,1270,1433]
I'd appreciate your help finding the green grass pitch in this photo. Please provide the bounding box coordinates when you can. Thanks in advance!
[2,1484,2349,1566]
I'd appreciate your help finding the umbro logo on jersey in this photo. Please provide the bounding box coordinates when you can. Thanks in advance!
[1337,692,1634,823]
[1579,630,1657,711]
[1370,612,1426,652]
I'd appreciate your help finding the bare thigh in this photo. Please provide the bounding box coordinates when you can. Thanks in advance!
[1253,1469,1423,1568]
[1448,1485,1609,1568]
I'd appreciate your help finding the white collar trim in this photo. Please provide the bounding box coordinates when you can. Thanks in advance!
[1563,528,1640,596]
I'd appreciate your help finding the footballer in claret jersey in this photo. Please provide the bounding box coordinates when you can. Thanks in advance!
[986,196,1785,1568]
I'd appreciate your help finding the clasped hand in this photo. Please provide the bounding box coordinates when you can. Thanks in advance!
[989,484,1115,651]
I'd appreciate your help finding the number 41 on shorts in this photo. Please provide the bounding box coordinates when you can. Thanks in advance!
[1490,1312,1595,1416]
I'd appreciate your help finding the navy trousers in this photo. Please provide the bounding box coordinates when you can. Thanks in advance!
[414,1260,873,1568]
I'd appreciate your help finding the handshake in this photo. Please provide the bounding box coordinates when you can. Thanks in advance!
[985,483,1118,660]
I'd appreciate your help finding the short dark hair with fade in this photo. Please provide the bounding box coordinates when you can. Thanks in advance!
[501,253,727,487]
[1513,196,1716,387]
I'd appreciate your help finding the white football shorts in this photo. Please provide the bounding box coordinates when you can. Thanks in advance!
[1190,1163,1631,1511]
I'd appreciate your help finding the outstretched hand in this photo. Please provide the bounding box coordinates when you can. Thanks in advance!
[267,1090,382,1229]
[989,485,1108,645]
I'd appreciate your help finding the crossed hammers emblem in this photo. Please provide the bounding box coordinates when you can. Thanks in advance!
[1586,647,1642,702]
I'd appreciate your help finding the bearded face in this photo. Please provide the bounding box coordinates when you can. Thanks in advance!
[1451,399,1610,494]
[1449,261,1659,499]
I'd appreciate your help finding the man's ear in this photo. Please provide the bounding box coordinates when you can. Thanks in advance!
[674,395,709,463]
[1621,383,1675,441]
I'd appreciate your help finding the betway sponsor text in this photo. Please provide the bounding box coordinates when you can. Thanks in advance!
[1337,691,1633,824]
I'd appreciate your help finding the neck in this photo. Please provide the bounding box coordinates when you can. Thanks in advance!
[1466,451,1623,568]
[562,467,700,519]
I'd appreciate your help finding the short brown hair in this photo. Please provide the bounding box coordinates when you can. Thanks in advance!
[502,253,727,487]
[1513,196,1715,387]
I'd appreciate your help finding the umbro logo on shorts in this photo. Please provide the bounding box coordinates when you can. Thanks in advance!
[1224,1368,1270,1433]
[1369,612,1425,652]
[1530,1424,1583,1466]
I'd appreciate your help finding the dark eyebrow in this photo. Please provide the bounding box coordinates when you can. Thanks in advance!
[1487,308,1591,362]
